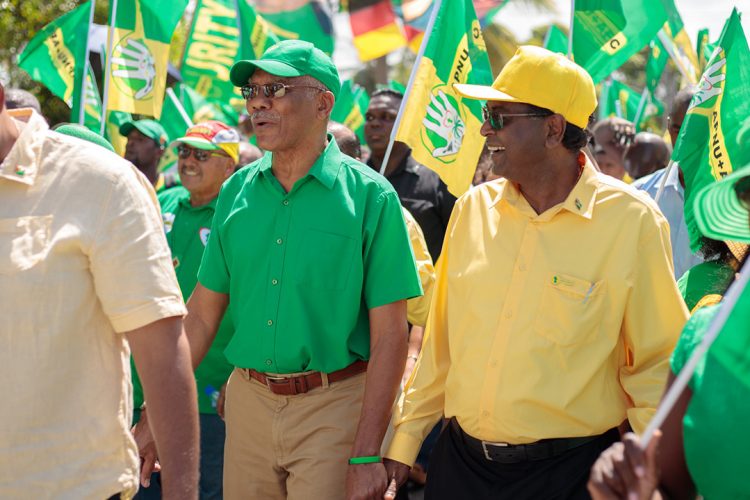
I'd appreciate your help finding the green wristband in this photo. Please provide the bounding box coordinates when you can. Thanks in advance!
[348,455,382,465]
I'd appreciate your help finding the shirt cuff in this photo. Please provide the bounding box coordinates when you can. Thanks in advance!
[384,429,425,467]
[109,297,187,333]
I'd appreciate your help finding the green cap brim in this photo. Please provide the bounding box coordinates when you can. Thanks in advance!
[171,137,220,150]
[119,121,136,137]
[694,164,750,243]
[230,60,304,87]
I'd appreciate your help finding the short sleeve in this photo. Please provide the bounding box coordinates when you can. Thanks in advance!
[197,186,231,294]
[403,209,435,326]
[362,191,423,309]
[89,165,186,333]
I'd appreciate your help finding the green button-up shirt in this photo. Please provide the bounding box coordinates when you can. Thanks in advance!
[198,137,422,373]
[133,187,235,414]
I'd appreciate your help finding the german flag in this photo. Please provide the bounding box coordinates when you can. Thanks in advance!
[348,0,407,61]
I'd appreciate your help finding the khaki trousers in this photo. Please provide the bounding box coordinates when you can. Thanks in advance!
[223,368,366,500]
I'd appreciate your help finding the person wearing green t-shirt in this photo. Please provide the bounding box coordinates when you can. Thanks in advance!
[183,40,422,500]
[133,120,239,500]
[589,163,750,499]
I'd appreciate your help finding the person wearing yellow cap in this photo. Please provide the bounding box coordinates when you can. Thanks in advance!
[131,120,238,499]
[382,46,688,499]
[182,40,422,499]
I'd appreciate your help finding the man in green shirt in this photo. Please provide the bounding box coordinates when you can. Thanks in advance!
[133,120,239,500]
[185,40,422,500]
[120,119,169,188]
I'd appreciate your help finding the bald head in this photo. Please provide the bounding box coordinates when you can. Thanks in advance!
[327,121,361,160]
[624,132,671,180]
[4,88,41,114]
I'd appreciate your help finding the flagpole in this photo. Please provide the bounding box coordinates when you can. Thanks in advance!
[632,88,650,131]
[657,29,696,84]
[79,0,96,126]
[641,258,750,446]
[568,0,575,59]
[166,88,194,128]
[654,160,675,203]
[379,0,443,176]
[99,0,118,136]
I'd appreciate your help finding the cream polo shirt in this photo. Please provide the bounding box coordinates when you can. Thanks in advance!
[0,109,186,499]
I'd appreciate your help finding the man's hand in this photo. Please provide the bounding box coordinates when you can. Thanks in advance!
[588,431,662,500]
[132,410,160,487]
[345,462,388,500]
[383,458,410,493]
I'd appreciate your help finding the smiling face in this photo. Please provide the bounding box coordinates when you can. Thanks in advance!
[480,101,551,182]
[364,94,400,157]
[245,70,330,154]
[177,144,234,204]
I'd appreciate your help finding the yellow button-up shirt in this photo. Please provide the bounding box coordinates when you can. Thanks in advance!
[403,207,435,327]
[0,109,186,498]
[386,161,688,466]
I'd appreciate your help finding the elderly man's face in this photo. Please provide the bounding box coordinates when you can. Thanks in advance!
[245,70,325,153]
[480,101,549,182]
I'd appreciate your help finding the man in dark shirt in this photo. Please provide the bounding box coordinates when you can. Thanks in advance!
[365,89,456,259]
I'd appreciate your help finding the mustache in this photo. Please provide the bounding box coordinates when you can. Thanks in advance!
[251,112,279,124]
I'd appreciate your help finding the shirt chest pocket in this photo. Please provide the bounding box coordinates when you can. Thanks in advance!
[0,216,53,275]
[534,273,607,347]
[294,228,357,291]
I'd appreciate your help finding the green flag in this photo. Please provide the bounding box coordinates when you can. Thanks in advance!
[17,2,92,117]
[572,0,668,83]
[395,0,493,197]
[645,38,669,93]
[656,0,700,84]
[181,0,278,109]
[80,63,103,131]
[104,110,133,155]
[599,79,663,126]
[105,0,188,117]
[331,80,370,144]
[254,1,334,56]
[160,83,238,141]
[675,9,750,252]
[543,25,569,55]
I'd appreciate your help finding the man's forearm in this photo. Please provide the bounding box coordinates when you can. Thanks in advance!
[184,284,228,370]
[350,329,408,456]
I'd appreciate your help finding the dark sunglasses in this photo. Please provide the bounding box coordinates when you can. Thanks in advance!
[177,145,228,162]
[735,176,750,210]
[240,82,326,100]
[482,105,551,130]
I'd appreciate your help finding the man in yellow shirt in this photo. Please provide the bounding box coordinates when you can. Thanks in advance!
[382,46,689,499]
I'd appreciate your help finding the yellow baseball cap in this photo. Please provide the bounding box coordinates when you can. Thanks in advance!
[454,45,596,129]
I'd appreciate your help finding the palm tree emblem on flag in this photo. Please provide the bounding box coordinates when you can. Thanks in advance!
[112,35,156,99]
[423,89,465,158]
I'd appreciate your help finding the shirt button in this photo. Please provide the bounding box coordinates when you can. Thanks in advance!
[490,360,498,367]
[267,320,273,326]
[482,411,490,417]
[271,279,278,285]
[282,200,289,206]
[265,359,272,366]
[505,311,513,319]
[519,263,526,271]
[276,238,283,245]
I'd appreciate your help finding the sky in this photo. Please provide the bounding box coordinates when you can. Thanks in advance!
[500,0,749,44]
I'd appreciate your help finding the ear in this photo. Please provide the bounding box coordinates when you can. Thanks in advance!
[224,158,235,178]
[544,114,566,148]
[317,91,335,120]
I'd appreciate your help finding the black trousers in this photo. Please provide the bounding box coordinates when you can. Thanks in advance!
[425,421,619,500]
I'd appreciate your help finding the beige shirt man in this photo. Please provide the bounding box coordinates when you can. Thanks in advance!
[0,107,199,499]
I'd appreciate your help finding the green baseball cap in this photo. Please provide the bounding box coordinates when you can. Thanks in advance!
[694,163,750,243]
[53,123,116,153]
[229,40,341,98]
[119,119,169,148]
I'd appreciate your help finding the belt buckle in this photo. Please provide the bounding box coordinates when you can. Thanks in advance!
[481,440,509,461]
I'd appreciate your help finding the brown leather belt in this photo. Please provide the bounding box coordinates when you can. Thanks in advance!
[245,360,368,395]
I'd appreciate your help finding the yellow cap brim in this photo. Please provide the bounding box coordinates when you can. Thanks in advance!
[453,83,520,102]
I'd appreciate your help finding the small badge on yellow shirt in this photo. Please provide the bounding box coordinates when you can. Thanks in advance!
[15,167,25,176]
[575,198,582,210]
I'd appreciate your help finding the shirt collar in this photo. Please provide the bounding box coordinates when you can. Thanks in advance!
[492,159,598,221]
[261,134,342,190]
[0,109,47,186]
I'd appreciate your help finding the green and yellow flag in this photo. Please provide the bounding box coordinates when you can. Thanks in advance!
[573,0,668,83]
[599,79,663,127]
[331,80,370,144]
[674,9,750,251]
[104,0,187,117]
[81,63,103,131]
[645,37,669,93]
[182,0,278,109]
[656,0,699,84]
[394,0,492,197]
[543,25,569,55]
[17,2,92,120]
[253,0,334,56]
